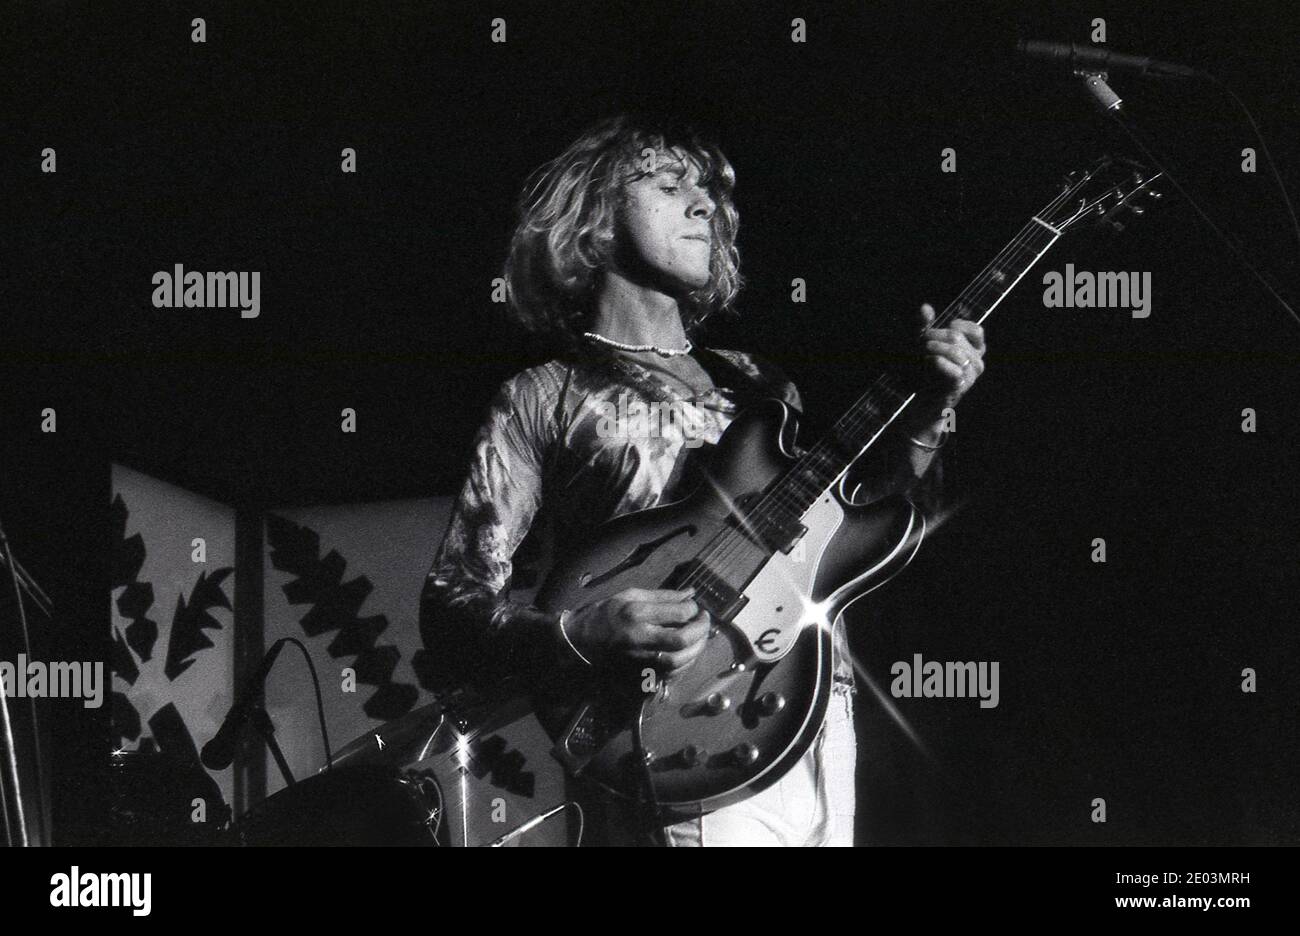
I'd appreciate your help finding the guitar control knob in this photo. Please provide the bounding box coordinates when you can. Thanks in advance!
[704,692,731,715]
[758,692,786,715]
[731,742,759,766]
[679,744,700,767]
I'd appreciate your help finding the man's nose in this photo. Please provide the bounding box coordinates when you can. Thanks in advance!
[688,192,715,220]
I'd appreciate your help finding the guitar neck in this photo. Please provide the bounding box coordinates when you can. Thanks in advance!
[779,211,1065,516]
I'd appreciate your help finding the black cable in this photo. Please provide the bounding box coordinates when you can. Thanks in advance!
[0,518,44,845]
[1101,93,1300,330]
[1204,72,1300,265]
[275,637,333,771]
[632,702,669,847]
[0,700,13,846]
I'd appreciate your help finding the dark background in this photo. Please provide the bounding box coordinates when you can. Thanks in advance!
[2,0,1298,844]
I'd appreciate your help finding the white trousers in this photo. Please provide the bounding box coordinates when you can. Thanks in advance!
[662,684,857,847]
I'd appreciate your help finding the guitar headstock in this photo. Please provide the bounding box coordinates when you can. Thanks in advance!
[1043,157,1165,235]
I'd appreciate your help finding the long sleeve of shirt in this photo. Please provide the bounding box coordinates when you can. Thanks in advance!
[419,370,574,694]
[417,348,940,697]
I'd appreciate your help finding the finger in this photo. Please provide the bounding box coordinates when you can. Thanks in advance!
[657,620,710,667]
[641,615,711,652]
[919,303,936,326]
[621,620,686,653]
[618,588,698,623]
[622,620,683,652]
[629,597,700,627]
[948,318,986,351]
[673,614,711,646]
[925,338,976,369]
[930,355,966,383]
[922,326,960,344]
[659,642,707,675]
[618,587,695,604]
[925,325,984,352]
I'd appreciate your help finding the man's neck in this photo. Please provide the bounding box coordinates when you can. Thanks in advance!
[589,272,690,349]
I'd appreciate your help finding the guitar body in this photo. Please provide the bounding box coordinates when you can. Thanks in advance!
[533,398,927,814]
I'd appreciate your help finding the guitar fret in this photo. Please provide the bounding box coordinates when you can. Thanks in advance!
[748,183,1078,529]
[950,225,1056,323]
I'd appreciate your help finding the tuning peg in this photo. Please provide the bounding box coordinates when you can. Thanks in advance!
[1129,205,1146,216]
[1109,220,1126,232]
[1147,189,1164,200]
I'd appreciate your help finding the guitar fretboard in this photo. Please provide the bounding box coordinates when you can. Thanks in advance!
[767,214,1064,524]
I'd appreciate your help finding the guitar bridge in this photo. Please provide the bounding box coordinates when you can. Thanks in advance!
[666,560,749,622]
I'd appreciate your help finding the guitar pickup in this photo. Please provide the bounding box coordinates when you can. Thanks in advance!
[668,560,749,623]
[725,493,806,555]
[733,512,807,556]
[775,523,807,556]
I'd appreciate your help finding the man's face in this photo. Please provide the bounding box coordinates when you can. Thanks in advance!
[613,150,718,293]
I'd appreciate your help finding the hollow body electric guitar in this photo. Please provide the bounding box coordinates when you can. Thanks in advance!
[498,159,1163,816]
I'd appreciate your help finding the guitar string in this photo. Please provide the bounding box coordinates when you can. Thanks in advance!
[672,240,1035,604]
[675,228,1048,596]
[720,173,1094,520]
[679,175,1091,595]
[694,217,1061,585]
[671,174,1093,601]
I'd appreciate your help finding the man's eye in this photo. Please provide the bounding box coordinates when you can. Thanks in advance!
[660,185,679,194]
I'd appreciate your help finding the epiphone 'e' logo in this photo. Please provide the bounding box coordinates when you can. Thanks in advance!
[755,628,781,653]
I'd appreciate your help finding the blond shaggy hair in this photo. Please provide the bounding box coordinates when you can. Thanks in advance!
[502,113,744,351]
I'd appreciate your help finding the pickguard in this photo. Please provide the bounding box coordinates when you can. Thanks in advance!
[729,492,844,662]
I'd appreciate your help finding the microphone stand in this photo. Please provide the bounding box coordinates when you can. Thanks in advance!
[0,552,53,621]
[0,516,53,846]
[249,707,296,789]
[0,652,25,846]
[202,639,299,789]
[1077,71,1299,327]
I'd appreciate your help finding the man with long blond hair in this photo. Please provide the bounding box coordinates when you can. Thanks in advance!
[420,113,985,846]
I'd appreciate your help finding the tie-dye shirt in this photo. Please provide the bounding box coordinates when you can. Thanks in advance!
[419,345,937,692]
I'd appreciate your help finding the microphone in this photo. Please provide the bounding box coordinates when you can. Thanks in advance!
[201,639,288,770]
[1017,40,1202,79]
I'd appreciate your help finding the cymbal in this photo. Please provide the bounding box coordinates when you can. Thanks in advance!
[329,701,451,772]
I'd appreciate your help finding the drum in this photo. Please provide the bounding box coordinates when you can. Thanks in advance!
[331,693,574,846]
[106,748,234,846]
[236,764,437,847]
